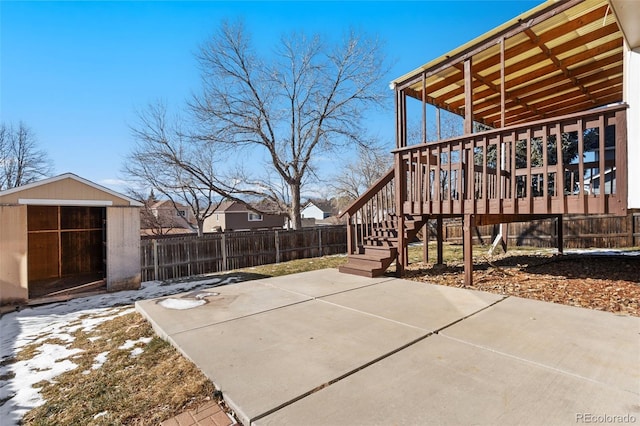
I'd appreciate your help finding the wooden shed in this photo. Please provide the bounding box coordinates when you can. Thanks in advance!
[0,173,142,304]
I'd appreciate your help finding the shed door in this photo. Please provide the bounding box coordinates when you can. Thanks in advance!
[27,205,106,298]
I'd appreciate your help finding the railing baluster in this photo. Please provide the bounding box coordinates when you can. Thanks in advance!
[542,125,548,202]
[577,118,585,208]
[598,114,606,212]
[482,137,488,213]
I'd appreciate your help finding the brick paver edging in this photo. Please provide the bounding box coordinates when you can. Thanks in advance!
[160,400,234,426]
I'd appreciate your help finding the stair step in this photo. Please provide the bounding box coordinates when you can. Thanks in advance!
[338,265,387,278]
[346,258,385,269]
[372,220,421,230]
[354,251,391,261]
[362,245,398,256]
[364,236,398,245]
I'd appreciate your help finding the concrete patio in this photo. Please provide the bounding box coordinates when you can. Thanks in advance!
[136,269,639,425]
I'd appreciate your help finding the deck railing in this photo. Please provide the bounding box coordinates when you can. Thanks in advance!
[394,103,628,217]
[340,104,627,257]
[340,168,395,255]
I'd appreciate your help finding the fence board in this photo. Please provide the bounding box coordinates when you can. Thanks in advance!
[140,226,347,282]
[432,211,639,249]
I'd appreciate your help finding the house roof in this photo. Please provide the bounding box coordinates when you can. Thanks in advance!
[214,200,285,215]
[304,199,336,214]
[391,0,626,128]
[150,199,187,210]
[0,173,142,207]
[214,201,244,213]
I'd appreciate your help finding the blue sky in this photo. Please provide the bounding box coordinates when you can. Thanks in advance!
[1,1,541,195]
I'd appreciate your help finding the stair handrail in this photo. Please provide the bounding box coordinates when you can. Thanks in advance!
[339,167,395,218]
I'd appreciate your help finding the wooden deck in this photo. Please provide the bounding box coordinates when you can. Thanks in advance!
[339,0,632,283]
[396,104,627,219]
[339,105,628,282]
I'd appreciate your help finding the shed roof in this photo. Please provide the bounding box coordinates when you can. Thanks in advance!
[0,173,142,207]
[392,0,629,128]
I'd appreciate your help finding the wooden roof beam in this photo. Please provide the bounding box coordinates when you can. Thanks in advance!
[470,59,623,111]
[395,0,585,90]
[445,4,613,88]
[504,91,622,126]
[523,27,599,105]
[438,36,619,112]
[403,87,463,117]
[473,70,623,118]
[484,46,622,102]
[483,78,623,126]
[474,26,620,97]
[402,20,617,104]
[451,62,545,125]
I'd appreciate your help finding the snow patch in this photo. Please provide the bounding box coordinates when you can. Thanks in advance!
[119,337,152,351]
[0,344,82,423]
[565,249,640,256]
[91,351,109,370]
[93,411,108,419]
[0,273,243,425]
[158,298,206,310]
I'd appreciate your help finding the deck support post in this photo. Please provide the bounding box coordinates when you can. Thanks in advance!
[501,223,509,253]
[556,215,564,255]
[346,215,353,256]
[422,221,429,263]
[463,214,474,287]
[436,216,444,265]
[395,155,406,277]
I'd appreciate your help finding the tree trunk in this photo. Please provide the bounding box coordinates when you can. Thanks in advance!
[197,220,204,237]
[290,181,303,230]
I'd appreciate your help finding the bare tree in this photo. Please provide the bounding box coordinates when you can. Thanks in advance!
[188,21,388,229]
[0,122,53,190]
[124,103,227,237]
[330,142,392,202]
[131,190,179,236]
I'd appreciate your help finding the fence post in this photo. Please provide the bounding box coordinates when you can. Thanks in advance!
[186,241,191,277]
[275,230,280,263]
[318,228,323,257]
[221,233,228,271]
[152,239,159,281]
[556,215,564,254]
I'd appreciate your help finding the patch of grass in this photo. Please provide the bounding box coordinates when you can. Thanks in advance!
[22,311,215,425]
[0,356,16,367]
[17,337,73,362]
[0,371,15,381]
[235,254,348,277]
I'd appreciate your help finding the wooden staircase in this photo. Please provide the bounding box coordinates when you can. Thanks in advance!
[339,214,427,277]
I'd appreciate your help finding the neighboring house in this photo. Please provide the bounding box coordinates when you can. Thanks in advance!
[302,199,335,220]
[202,200,286,232]
[300,199,343,226]
[340,0,639,285]
[141,200,197,235]
[0,173,142,304]
[585,168,616,195]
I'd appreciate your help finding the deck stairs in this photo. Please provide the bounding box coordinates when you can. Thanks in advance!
[339,214,427,277]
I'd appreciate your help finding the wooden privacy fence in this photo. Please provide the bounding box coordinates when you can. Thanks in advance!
[140,226,347,281]
[435,211,640,249]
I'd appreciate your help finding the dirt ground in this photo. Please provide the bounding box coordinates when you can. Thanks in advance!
[404,250,640,317]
